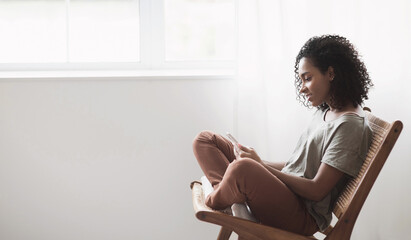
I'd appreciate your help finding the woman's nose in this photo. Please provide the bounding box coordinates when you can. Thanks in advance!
[299,84,306,94]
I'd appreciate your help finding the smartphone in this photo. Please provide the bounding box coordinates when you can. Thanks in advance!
[226,132,239,145]
[226,132,241,158]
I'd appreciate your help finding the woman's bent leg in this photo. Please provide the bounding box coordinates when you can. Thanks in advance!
[192,130,236,188]
[206,158,318,236]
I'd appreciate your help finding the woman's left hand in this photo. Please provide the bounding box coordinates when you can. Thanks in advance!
[237,144,262,164]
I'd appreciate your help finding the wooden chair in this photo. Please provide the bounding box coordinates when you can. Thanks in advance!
[190,108,403,240]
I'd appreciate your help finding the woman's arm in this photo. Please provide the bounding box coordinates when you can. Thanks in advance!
[237,144,344,202]
[262,160,286,171]
[261,162,344,201]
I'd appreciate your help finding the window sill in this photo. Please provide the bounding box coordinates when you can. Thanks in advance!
[0,69,236,81]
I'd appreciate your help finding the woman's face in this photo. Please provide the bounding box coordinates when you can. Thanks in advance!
[298,57,334,107]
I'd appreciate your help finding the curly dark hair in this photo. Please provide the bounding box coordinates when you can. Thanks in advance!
[294,35,373,111]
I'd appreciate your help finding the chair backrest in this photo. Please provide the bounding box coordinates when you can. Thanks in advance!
[325,109,403,239]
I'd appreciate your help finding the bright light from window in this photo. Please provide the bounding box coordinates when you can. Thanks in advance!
[0,0,66,63]
[164,0,236,61]
[0,0,237,69]
[69,0,140,62]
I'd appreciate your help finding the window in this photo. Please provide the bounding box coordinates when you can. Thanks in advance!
[69,0,140,63]
[0,0,67,63]
[165,0,236,61]
[0,0,236,71]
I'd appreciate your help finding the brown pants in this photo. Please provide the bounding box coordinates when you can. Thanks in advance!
[192,131,318,236]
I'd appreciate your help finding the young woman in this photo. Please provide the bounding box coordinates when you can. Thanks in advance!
[192,35,373,236]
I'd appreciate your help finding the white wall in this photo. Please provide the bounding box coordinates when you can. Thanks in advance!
[0,77,235,240]
[0,72,410,240]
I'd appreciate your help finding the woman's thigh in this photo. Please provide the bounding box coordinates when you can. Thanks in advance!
[224,159,317,235]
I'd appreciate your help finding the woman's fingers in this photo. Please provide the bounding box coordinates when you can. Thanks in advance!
[239,151,251,158]
[236,144,262,162]
[236,144,262,163]
[237,143,251,152]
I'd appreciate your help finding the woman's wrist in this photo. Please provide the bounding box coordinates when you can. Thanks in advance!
[261,161,276,174]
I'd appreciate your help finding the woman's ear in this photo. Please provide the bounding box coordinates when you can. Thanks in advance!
[328,66,335,81]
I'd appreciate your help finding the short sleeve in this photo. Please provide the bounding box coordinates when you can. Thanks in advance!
[322,148,362,177]
[321,119,366,178]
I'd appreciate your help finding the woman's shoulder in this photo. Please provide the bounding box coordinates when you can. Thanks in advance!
[326,106,367,124]
[328,110,372,141]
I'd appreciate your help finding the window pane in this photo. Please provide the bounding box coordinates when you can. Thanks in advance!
[69,0,140,62]
[0,0,66,63]
[165,0,236,61]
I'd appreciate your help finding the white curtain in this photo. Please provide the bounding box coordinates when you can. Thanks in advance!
[236,0,411,239]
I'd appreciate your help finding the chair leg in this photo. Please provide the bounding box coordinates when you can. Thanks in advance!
[217,227,232,240]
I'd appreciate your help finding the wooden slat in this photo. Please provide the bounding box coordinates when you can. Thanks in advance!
[217,227,232,240]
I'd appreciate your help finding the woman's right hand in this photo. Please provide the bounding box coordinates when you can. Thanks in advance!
[236,144,263,164]
[233,144,241,159]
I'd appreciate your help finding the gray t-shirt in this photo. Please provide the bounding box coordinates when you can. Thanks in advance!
[281,109,372,231]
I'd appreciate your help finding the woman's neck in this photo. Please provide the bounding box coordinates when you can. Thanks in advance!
[326,99,358,112]
[329,105,358,113]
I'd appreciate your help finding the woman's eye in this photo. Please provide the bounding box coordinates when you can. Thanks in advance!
[305,77,312,81]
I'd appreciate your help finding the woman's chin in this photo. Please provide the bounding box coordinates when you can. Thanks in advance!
[310,101,319,107]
